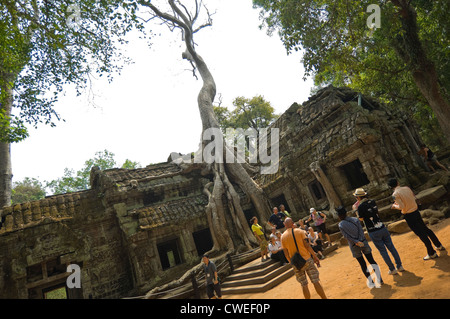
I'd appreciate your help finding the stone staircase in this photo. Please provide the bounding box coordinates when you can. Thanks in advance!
[221,244,338,295]
[221,258,293,295]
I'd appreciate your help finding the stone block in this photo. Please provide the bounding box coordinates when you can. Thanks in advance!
[378,205,400,220]
[416,185,447,205]
[387,220,410,234]
[339,236,348,246]
[4,215,13,232]
[442,207,450,219]
[420,209,445,219]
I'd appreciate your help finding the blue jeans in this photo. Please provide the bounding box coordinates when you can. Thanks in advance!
[369,227,402,271]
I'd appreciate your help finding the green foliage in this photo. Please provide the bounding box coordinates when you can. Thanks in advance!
[43,287,67,299]
[212,105,232,131]
[253,0,449,149]
[121,159,142,170]
[214,95,278,132]
[46,149,141,195]
[11,177,46,204]
[0,0,145,143]
[0,108,28,142]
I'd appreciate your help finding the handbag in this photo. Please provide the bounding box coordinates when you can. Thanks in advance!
[290,229,307,270]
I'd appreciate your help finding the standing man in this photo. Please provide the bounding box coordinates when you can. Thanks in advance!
[281,217,327,299]
[355,188,404,275]
[388,178,445,260]
[279,204,291,218]
[268,207,286,231]
[202,254,222,299]
[336,206,383,288]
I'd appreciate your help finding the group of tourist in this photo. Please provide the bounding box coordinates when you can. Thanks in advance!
[338,178,446,289]
[249,204,333,299]
[247,178,445,299]
[251,204,330,263]
[202,173,446,299]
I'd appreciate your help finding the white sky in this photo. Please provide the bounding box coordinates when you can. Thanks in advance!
[10,0,314,185]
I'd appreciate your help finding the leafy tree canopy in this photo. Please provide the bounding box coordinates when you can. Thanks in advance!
[213,95,279,132]
[0,0,144,143]
[46,149,141,195]
[253,0,450,149]
[11,177,45,204]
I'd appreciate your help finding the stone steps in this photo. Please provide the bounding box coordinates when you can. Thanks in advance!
[221,260,294,295]
[221,243,338,295]
[222,261,291,289]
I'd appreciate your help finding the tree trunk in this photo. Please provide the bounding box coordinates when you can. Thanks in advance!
[186,48,268,253]
[0,83,13,208]
[411,68,450,144]
[309,161,342,212]
[391,0,450,143]
[143,0,271,255]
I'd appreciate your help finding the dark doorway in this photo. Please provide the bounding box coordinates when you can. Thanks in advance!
[157,239,183,270]
[340,159,370,190]
[270,194,291,213]
[193,228,213,257]
[308,180,326,201]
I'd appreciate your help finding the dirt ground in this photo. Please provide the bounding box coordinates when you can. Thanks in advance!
[223,218,450,299]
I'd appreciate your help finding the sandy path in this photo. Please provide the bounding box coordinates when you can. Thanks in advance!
[223,218,450,299]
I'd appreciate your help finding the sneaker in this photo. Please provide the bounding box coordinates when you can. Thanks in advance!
[366,277,383,288]
[436,246,446,251]
[397,266,405,272]
[423,253,438,260]
[388,269,398,275]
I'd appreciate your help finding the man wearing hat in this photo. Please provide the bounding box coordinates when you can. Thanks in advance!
[202,254,222,299]
[354,188,404,275]
[352,188,366,211]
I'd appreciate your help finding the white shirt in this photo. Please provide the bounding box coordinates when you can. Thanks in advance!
[392,186,418,214]
[268,240,282,256]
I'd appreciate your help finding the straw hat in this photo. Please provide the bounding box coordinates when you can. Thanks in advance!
[353,188,367,197]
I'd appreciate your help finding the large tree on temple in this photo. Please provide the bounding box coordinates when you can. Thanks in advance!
[135,0,274,254]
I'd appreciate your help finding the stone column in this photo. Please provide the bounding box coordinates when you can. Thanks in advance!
[309,161,342,212]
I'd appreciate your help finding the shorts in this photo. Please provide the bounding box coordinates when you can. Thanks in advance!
[349,240,372,258]
[293,258,320,287]
[258,235,268,251]
[206,283,222,299]
[316,223,328,234]
[427,154,437,162]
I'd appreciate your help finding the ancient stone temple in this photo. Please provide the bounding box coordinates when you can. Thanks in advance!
[0,163,229,298]
[256,85,437,217]
[0,85,447,299]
